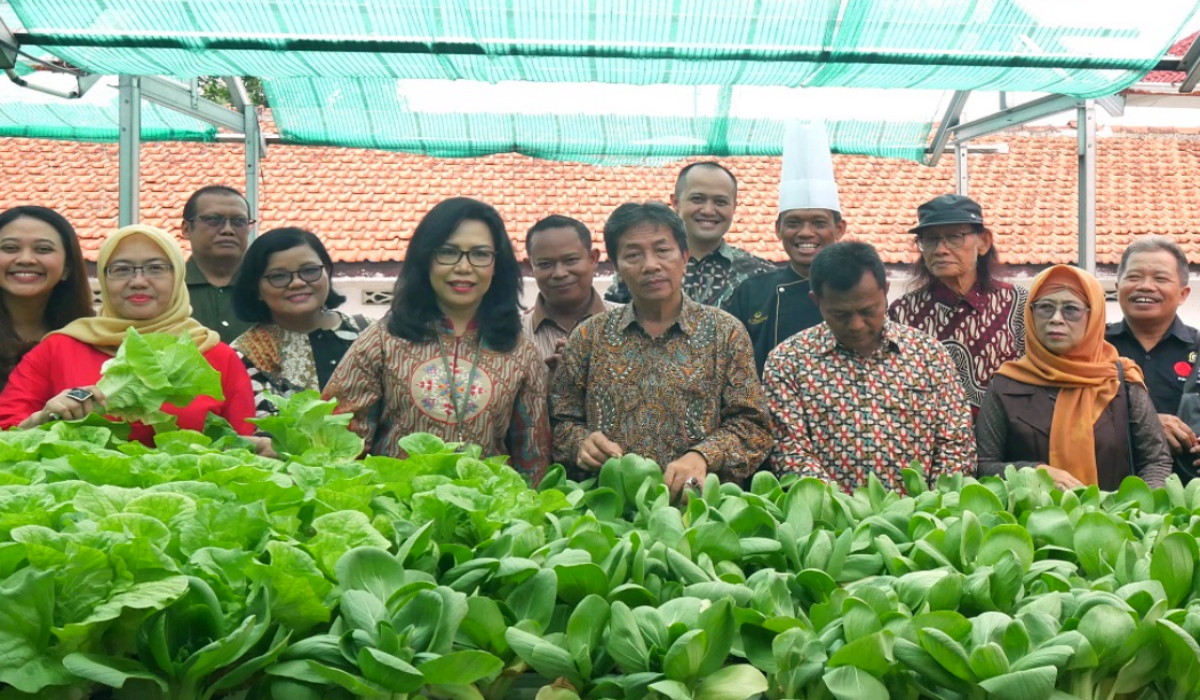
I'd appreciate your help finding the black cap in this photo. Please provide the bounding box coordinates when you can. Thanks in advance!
[909,194,984,233]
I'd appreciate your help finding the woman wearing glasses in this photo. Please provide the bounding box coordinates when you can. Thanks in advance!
[888,195,1027,415]
[976,265,1171,490]
[323,197,550,483]
[229,228,369,415]
[0,225,256,444]
[0,206,94,392]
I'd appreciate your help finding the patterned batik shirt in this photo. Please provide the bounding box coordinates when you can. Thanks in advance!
[323,316,551,483]
[551,295,773,481]
[232,312,370,416]
[604,242,777,307]
[763,321,975,493]
[888,280,1027,413]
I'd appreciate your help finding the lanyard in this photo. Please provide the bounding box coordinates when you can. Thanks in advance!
[436,331,483,441]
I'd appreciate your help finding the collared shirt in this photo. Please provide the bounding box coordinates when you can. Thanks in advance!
[551,295,773,482]
[603,242,777,307]
[888,280,1027,412]
[323,317,551,483]
[1106,317,1199,415]
[521,288,616,362]
[186,258,253,344]
[763,320,975,493]
[724,265,823,377]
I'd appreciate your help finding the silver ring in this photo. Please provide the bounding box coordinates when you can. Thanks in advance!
[46,411,61,422]
[685,477,700,488]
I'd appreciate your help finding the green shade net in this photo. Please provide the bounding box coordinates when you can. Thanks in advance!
[6,0,1199,161]
[266,79,939,163]
[9,0,1193,91]
[0,75,216,141]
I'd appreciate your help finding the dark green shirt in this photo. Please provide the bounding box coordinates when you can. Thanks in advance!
[185,258,253,344]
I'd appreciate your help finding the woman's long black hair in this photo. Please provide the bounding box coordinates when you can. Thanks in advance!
[0,206,94,387]
[387,197,523,352]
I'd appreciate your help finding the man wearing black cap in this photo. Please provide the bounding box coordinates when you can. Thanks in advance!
[888,194,1027,415]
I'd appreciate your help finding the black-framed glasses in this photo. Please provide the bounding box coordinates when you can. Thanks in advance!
[916,231,975,252]
[1030,301,1090,322]
[189,214,256,230]
[434,246,495,267]
[262,265,325,288]
[105,262,174,280]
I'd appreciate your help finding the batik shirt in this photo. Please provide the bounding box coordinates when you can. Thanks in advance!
[763,321,974,493]
[604,242,776,307]
[323,316,550,483]
[888,280,1026,413]
[551,296,773,481]
[232,312,370,415]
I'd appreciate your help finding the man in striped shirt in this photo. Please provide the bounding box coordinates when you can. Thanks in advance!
[522,215,616,374]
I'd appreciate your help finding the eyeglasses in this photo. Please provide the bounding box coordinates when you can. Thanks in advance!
[189,214,256,230]
[434,247,495,267]
[916,231,975,252]
[262,265,325,288]
[105,262,174,280]
[1030,301,1090,322]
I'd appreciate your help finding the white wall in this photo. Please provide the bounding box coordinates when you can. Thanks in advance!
[333,272,1200,329]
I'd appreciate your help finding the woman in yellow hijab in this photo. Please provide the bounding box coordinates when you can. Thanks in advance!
[976,264,1171,489]
[0,225,257,444]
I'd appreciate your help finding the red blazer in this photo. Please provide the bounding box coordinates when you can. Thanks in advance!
[0,334,255,443]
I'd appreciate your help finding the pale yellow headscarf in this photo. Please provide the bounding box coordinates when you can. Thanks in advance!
[51,224,219,354]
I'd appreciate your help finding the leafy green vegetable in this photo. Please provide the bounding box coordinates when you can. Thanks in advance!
[97,328,224,431]
[4,406,1200,700]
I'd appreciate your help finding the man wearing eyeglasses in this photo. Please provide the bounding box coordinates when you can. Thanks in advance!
[182,185,255,343]
[888,194,1027,416]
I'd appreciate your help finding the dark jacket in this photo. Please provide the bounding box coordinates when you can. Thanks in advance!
[723,266,823,377]
[976,374,1172,489]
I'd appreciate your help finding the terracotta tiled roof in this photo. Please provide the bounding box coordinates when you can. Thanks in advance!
[3,127,1200,266]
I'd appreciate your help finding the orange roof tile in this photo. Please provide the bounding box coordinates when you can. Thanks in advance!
[3,127,1200,266]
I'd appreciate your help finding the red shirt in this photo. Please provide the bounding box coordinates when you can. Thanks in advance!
[0,334,255,443]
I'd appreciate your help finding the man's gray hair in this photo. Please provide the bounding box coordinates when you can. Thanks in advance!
[1117,234,1190,285]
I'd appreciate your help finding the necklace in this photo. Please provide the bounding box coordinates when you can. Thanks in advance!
[435,330,483,442]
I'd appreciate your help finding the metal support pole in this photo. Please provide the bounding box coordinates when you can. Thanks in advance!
[244,107,262,232]
[118,75,141,227]
[954,142,969,196]
[1077,100,1096,275]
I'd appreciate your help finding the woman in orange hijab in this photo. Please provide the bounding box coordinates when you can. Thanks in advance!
[976,264,1171,489]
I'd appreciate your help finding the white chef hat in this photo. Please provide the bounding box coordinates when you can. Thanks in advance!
[778,120,840,214]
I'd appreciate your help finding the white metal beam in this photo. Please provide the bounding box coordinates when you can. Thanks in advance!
[955,142,969,195]
[1179,32,1200,93]
[244,107,262,230]
[118,76,141,227]
[138,75,244,133]
[0,17,17,69]
[924,90,970,167]
[949,93,1082,143]
[1077,100,1096,274]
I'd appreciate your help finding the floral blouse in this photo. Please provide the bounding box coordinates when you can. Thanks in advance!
[321,315,550,483]
[231,312,370,415]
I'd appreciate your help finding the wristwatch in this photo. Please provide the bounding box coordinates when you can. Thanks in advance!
[66,387,93,402]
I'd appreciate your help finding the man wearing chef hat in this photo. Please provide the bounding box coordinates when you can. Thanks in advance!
[724,121,847,376]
